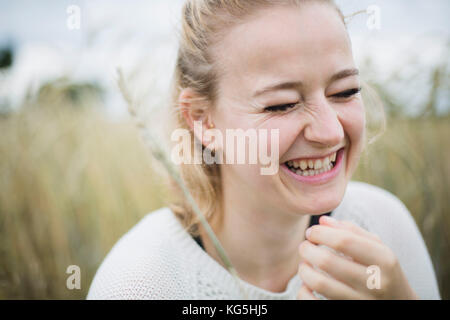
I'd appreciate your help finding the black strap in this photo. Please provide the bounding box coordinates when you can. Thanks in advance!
[193,211,332,251]
[193,233,204,250]
[308,211,332,229]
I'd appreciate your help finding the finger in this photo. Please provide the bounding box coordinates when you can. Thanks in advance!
[297,284,318,300]
[298,262,359,300]
[319,216,383,243]
[299,240,370,291]
[305,225,389,266]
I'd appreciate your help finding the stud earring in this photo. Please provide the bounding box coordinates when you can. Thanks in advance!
[209,123,215,129]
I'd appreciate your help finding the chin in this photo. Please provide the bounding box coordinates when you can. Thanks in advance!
[295,186,346,215]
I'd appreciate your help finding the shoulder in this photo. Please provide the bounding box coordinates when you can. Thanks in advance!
[345,180,408,210]
[87,207,195,299]
[339,181,414,228]
[336,181,420,244]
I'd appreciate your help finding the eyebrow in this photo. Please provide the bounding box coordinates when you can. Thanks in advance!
[252,68,359,97]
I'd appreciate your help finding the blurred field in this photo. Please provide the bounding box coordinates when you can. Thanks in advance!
[354,115,450,299]
[0,103,169,299]
[0,95,449,299]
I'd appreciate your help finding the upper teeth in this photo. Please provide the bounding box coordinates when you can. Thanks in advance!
[287,152,337,170]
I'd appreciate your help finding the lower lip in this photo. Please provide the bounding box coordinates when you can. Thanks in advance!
[281,148,345,185]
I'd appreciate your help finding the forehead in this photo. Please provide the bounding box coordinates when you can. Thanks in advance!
[213,3,353,93]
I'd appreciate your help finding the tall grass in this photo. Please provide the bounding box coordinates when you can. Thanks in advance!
[354,115,450,298]
[0,105,168,299]
[0,102,449,299]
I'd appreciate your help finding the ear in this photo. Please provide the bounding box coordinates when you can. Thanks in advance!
[179,88,214,144]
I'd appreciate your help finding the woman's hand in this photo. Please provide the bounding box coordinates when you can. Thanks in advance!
[296,216,419,300]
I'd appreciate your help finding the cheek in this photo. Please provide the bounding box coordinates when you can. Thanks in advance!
[339,102,366,145]
[339,101,366,178]
[260,117,300,158]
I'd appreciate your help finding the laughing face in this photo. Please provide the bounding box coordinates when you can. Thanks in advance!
[209,2,366,216]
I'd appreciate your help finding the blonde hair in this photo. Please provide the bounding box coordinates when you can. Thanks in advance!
[167,0,385,236]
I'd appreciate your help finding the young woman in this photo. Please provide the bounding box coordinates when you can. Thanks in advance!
[87,0,440,299]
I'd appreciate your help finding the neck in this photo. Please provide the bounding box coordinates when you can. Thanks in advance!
[199,179,310,293]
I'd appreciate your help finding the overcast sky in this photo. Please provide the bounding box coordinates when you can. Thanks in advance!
[1,0,449,116]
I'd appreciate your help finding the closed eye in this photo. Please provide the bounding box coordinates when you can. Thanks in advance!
[264,102,299,112]
[332,87,362,99]
[264,87,361,112]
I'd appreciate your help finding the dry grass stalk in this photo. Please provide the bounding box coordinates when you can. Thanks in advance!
[116,68,248,299]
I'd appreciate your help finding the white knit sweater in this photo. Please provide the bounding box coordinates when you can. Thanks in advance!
[87,181,441,300]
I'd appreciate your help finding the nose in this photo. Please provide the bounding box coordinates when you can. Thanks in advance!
[303,99,344,148]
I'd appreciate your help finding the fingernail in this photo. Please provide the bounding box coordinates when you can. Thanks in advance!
[305,227,312,238]
[321,215,339,225]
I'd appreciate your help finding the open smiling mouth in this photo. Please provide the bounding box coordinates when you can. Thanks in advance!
[281,147,345,182]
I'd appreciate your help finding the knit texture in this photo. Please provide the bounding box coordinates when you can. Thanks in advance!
[87,181,441,300]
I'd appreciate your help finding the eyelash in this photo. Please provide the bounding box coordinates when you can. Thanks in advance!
[264,102,300,113]
[332,87,362,99]
[264,87,362,112]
